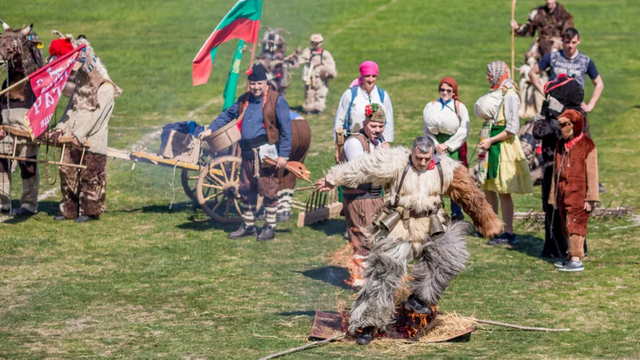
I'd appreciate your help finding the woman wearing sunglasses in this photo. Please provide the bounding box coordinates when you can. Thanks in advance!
[474,61,533,245]
[422,77,470,221]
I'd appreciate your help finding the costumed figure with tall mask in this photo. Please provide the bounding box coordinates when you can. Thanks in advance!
[257,28,296,97]
[510,0,574,117]
[314,136,502,345]
[199,63,292,241]
[0,22,43,216]
[533,74,588,258]
[48,32,122,223]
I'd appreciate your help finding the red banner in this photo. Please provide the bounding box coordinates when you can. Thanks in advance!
[23,45,85,140]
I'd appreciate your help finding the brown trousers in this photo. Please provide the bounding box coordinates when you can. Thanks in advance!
[59,148,107,218]
[568,234,586,258]
[239,157,279,208]
[279,120,312,190]
[343,196,385,256]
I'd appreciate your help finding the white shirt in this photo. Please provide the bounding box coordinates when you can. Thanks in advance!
[422,100,470,152]
[344,135,379,161]
[334,85,394,142]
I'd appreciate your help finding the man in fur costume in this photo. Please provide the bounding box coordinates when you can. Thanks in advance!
[0,22,43,216]
[315,136,502,345]
[511,0,573,60]
[549,110,599,272]
[511,0,573,118]
[200,63,291,241]
[293,34,337,114]
[341,104,389,288]
[49,33,122,222]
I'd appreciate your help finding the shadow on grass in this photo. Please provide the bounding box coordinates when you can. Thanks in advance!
[308,218,346,237]
[278,310,316,317]
[297,265,351,290]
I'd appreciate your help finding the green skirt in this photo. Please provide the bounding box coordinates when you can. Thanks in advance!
[435,133,460,161]
[487,125,506,180]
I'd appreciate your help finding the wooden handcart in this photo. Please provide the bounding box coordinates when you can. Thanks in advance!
[107,120,311,224]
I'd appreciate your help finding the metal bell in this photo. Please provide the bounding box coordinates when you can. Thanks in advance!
[429,213,445,237]
[379,211,402,232]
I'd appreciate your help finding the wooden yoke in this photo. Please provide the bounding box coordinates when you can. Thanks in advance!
[0,125,90,169]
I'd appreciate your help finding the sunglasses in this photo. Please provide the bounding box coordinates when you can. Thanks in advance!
[439,88,453,93]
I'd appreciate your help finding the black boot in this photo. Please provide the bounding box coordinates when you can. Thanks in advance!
[227,223,257,239]
[257,224,276,241]
[355,326,375,345]
[75,215,99,223]
[404,294,432,315]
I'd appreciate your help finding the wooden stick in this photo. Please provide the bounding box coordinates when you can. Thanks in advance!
[511,0,517,77]
[258,333,345,360]
[0,77,29,97]
[469,318,570,332]
[0,154,87,169]
[293,185,316,192]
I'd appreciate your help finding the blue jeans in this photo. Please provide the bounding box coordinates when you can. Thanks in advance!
[451,200,463,218]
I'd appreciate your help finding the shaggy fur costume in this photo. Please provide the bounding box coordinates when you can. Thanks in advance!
[325,147,502,333]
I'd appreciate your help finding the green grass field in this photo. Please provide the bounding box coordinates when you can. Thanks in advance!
[2,0,640,358]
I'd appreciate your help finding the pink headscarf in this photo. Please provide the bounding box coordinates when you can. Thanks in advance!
[349,61,379,88]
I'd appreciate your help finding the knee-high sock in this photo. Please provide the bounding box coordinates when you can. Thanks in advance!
[264,206,277,228]
[241,203,256,227]
[348,239,413,334]
[276,189,293,214]
[409,222,470,306]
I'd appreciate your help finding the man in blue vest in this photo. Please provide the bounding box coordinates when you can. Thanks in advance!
[200,63,292,241]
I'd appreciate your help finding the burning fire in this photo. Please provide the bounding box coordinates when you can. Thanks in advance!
[344,254,365,289]
[339,304,438,340]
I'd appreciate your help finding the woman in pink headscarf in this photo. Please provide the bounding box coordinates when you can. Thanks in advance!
[334,61,394,162]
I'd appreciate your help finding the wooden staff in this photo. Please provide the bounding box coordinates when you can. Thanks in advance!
[245,0,263,91]
[511,0,517,77]
[0,77,29,97]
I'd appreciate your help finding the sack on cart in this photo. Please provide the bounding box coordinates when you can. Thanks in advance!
[158,121,203,164]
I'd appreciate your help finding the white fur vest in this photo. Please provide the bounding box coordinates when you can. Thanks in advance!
[326,147,460,249]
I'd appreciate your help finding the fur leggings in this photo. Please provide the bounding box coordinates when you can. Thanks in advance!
[348,222,470,334]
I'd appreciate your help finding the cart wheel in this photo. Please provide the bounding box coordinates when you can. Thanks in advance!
[196,156,244,223]
[181,168,200,206]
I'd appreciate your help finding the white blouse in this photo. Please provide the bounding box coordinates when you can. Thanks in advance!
[422,100,470,152]
[333,85,394,142]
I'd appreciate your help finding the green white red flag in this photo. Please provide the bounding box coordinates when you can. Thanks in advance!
[192,0,263,86]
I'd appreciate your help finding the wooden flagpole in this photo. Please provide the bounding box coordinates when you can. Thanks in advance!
[511,0,517,77]
[245,0,263,91]
[0,77,29,97]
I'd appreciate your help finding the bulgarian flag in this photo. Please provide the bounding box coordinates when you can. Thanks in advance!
[192,0,263,86]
